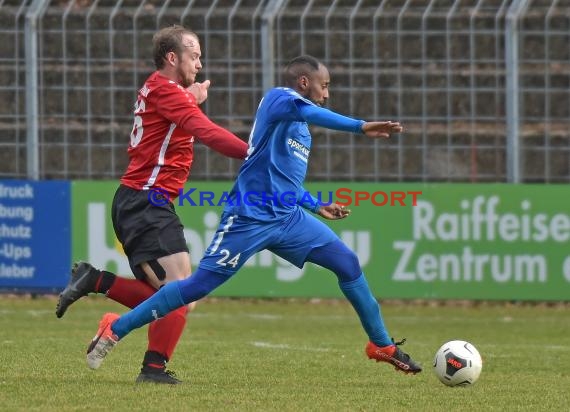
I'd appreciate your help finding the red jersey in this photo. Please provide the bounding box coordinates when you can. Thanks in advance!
[121,71,248,198]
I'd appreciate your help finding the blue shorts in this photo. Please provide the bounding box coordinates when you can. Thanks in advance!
[198,207,339,276]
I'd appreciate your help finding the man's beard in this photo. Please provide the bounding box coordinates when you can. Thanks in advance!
[178,68,193,88]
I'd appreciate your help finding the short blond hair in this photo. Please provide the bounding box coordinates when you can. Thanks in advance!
[152,25,198,69]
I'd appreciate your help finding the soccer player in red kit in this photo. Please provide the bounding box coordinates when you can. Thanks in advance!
[55,25,248,384]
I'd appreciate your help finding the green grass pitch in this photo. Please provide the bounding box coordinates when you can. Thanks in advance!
[0,296,568,411]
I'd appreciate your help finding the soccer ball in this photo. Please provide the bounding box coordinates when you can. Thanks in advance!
[433,340,482,387]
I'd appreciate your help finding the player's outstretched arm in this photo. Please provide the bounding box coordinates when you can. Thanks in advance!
[153,82,248,159]
[298,104,403,139]
[299,104,364,134]
[361,121,403,139]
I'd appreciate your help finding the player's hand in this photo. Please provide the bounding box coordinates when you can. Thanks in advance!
[361,121,403,139]
[318,203,351,220]
[188,79,211,105]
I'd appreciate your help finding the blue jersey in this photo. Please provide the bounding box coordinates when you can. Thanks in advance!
[225,87,315,220]
[224,87,364,221]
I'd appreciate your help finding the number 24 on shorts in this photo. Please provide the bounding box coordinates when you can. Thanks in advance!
[216,249,241,268]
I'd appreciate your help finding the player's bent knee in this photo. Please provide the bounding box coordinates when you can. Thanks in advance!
[336,250,361,282]
[306,240,362,283]
[344,250,361,279]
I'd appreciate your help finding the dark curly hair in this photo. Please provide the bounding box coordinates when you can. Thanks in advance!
[283,55,321,88]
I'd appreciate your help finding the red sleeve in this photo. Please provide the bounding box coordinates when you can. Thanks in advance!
[151,82,248,159]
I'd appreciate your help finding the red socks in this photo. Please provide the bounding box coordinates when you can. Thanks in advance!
[106,276,156,308]
[105,275,189,363]
[147,305,189,361]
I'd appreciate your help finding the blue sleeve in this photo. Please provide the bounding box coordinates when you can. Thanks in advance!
[298,187,322,214]
[263,88,307,123]
[298,103,365,134]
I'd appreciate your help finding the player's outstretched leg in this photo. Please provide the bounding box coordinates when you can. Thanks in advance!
[82,270,230,374]
[340,275,422,374]
[56,262,104,318]
[366,339,422,374]
[86,313,120,370]
[305,241,422,374]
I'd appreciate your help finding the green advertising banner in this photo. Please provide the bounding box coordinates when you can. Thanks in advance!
[72,182,570,301]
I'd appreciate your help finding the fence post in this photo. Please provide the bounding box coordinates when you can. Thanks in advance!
[505,0,530,183]
[261,0,286,93]
[25,0,49,180]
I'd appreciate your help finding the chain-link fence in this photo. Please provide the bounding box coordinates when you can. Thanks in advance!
[1,0,569,182]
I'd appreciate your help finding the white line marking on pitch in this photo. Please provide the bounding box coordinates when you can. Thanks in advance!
[251,341,331,352]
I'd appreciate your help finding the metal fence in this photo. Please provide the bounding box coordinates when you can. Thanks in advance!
[1,0,569,182]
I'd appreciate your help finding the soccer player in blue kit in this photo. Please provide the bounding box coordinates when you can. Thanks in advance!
[86,55,422,375]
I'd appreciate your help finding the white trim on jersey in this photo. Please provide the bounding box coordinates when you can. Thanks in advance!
[143,123,177,189]
[209,215,237,254]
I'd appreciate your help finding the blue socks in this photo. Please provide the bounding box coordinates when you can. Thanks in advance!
[177,268,230,303]
[306,243,391,346]
[109,266,391,348]
[339,273,392,347]
[111,281,184,339]
[111,268,230,339]
[305,243,393,347]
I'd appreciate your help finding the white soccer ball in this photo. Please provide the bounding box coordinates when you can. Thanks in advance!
[433,340,482,387]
